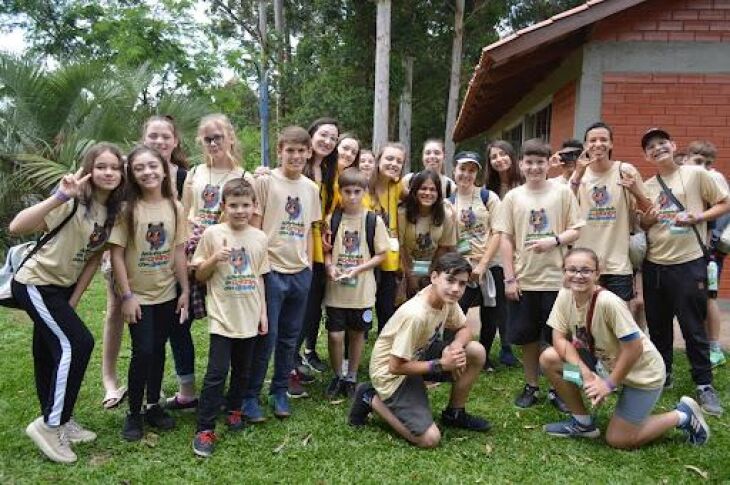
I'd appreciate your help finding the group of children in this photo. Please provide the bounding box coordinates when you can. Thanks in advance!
[7,114,727,462]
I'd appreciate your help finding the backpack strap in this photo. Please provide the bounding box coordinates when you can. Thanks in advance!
[448,192,456,204]
[329,207,343,251]
[445,181,452,199]
[365,211,376,259]
[480,187,490,206]
[585,287,603,355]
[18,199,79,271]
[656,173,710,259]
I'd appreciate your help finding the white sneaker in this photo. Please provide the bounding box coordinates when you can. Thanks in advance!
[25,417,77,463]
[63,418,97,444]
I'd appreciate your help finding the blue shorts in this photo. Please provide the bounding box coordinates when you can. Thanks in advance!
[614,385,663,425]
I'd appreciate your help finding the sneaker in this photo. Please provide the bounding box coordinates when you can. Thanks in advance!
[664,373,673,389]
[145,404,176,430]
[677,396,710,445]
[343,380,357,400]
[348,383,375,426]
[499,347,520,367]
[165,394,198,411]
[303,350,328,373]
[514,384,540,408]
[697,386,724,417]
[544,416,600,438]
[242,397,266,423]
[63,418,97,444]
[325,377,345,401]
[25,417,77,463]
[269,392,291,418]
[710,350,726,368]
[441,408,491,432]
[287,371,310,399]
[226,410,245,432]
[192,430,217,458]
[547,389,570,414]
[121,413,144,442]
[483,358,495,373]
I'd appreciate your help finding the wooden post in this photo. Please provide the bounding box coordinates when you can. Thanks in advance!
[258,0,270,167]
[399,56,414,173]
[372,0,391,155]
[444,0,465,177]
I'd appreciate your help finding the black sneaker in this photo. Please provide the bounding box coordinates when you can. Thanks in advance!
[664,373,673,389]
[226,410,245,432]
[303,350,328,373]
[122,413,144,441]
[145,404,176,430]
[547,388,570,414]
[325,377,344,401]
[343,380,357,399]
[192,430,217,457]
[515,384,540,408]
[441,408,491,432]
[499,347,520,367]
[348,383,375,426]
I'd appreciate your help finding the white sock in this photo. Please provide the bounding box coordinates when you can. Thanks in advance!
[572,414,592,426]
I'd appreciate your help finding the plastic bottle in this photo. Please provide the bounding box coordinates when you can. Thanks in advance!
[708,259,719,292]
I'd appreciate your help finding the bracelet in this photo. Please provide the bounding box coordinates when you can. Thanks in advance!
[53,189,71,202]
[121,291,134,302]
[428,359,436,373]
[604,377,617,392]
[554,235,561,247]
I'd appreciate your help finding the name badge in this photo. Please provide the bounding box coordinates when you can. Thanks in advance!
[411,260,431,277]
[457,237,470,254]
[562,362,583,386]
[388,237,400,252]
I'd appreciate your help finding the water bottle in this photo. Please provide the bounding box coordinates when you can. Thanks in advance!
[708,259,719,292]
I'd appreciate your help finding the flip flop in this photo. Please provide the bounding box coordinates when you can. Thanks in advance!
[102,386,127,410]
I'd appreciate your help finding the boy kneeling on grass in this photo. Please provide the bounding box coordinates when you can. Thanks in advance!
[323,168,389,400]
[349,252,490,448]
[190,178,270,457]
[540,247,710,448]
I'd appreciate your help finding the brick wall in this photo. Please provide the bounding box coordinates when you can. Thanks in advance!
[602,73,730,296]
[550,80,577,150]
[591,0,730,42]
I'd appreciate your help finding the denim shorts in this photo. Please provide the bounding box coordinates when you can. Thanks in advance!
[614,385,662,425]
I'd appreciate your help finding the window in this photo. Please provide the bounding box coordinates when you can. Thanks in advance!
[500,102,552,152]
[503,123,523,152]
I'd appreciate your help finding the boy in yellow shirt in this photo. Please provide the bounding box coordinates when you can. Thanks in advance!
[323,168,388,400]
[191,178,270,457]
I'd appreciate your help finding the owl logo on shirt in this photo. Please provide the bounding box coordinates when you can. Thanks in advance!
[591,185,610,207]
[343,230,360,254]
[86,223,108,251]
[285,196,301,220]
[460,207,476,229]
[657,190,673,210]
[146,223,167,251]
[416,232,433,251]
[529,209,548,233]
[229,247,249,274]
[202,184,220,209]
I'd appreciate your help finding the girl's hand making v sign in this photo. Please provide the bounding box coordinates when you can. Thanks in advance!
[58,167,92,198]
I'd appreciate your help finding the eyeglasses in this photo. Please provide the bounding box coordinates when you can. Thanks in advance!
[203,134,224,145]
[564,268,596,277]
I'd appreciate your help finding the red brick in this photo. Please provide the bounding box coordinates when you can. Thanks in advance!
[638,105,667,114]
[724,33,730,40]
[698,9,726,19]
[686,0,714,8]
[709,20,730,30]
[652,75,680,83]
[643,31,670,40]
[603,94,626,104]
[703,95,730,104]
[695,32,724,40]
[634,20,659,31]
[705,75,730,83]
[658,20,685,30]
[700,116,727,126]
[673,9,700,20]
[684,20,711,30]
[617,32,644,41]
[640,86,671,94]
[626,114,655,125]
[669,31,697,40]
[678,115,702,125]
[678,74,706,83]
[652,115,677,125]
[714,0,730,9]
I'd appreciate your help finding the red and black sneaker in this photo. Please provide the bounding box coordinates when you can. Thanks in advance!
[192,430,217,458]
[226,410,245,432]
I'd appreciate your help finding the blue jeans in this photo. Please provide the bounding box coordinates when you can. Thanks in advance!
[245,268,312,397]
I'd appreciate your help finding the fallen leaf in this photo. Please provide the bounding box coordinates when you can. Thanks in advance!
[273,436,289,454]
[89,453,111,466]
[141,433,159,448]
[330,399,345,405]
[523,425,538,430]
[484,443,493,455]
[684,465,708,480]
[301,433,312,446]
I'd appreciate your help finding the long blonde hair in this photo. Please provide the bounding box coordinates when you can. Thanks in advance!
[197,113,242,169]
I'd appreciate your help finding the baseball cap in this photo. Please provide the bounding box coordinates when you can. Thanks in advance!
[641,128,671,150]
[453,151,482,169]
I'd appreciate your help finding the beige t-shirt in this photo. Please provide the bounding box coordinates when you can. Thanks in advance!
[575,162,645,275]
[551,174,571,185]
[191,223,270,338]
[109,200,187,305]
[398,202,457,262]
[645,165,729,265]
[16,200,109,287]
[369,288,466,400]
[254,168,321,273]
[493,183,585,291]
[452,188,500,265]
[184,164,247,228]
[323,211,389,309]
[547,288,665,390]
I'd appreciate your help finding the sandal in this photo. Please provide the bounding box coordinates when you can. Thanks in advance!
[102,386,127,410]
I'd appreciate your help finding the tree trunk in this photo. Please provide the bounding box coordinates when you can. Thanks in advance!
[444,0,465,177]
[372,0,391,155]
[273,0,287,123]
[258,0,270,167]
[398,56,414,173]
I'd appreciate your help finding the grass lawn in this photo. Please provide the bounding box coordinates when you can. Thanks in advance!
[1,276,729,484]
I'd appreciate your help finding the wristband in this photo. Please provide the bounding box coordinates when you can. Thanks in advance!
[554,235,561,247]
[121,291,134,302]
[604,377,617,392]
[429,359,442,374]
[53,189,71,202]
